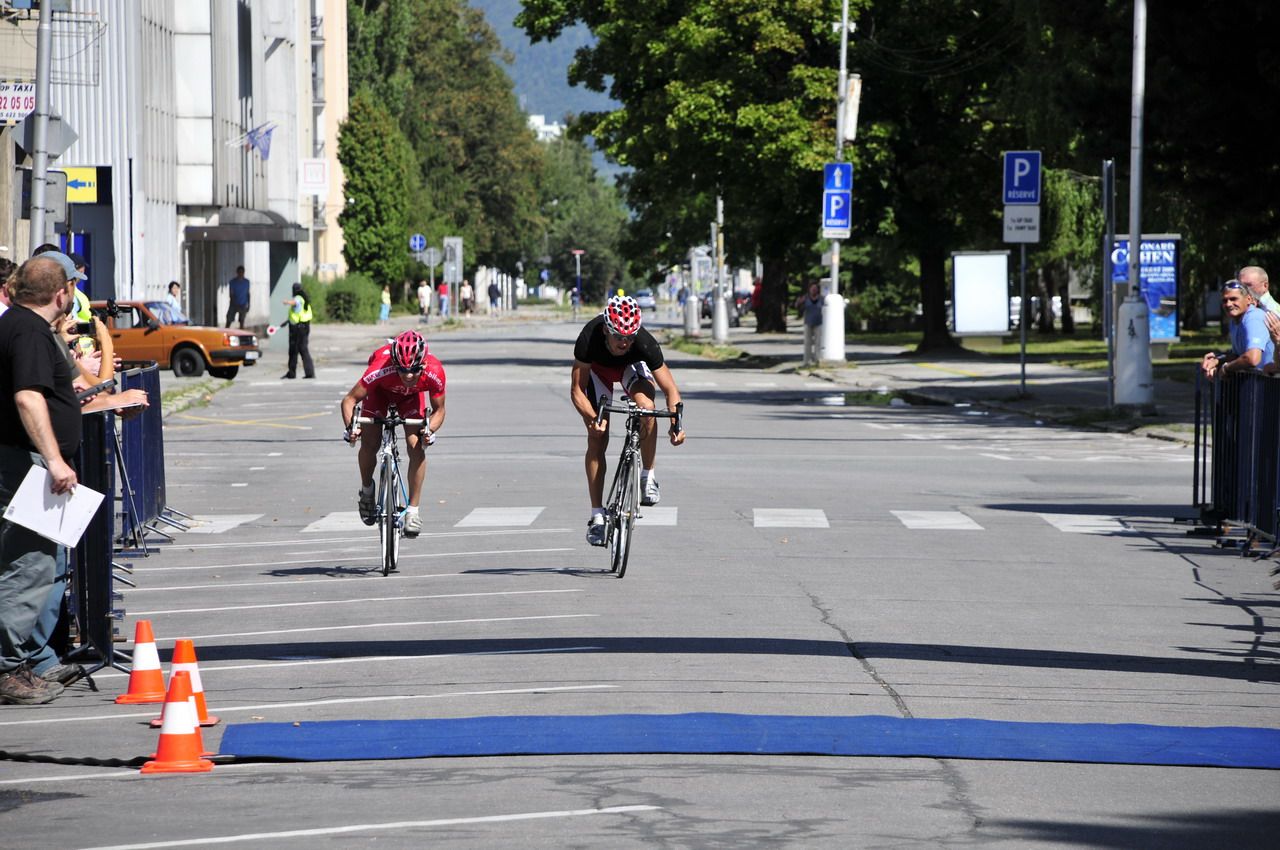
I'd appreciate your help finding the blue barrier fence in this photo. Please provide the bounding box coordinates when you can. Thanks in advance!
[118,362,167,542]
[1194,370,1280,545]
[69,361,182,672]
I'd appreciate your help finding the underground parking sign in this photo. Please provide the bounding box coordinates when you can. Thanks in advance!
[821,162,853,239]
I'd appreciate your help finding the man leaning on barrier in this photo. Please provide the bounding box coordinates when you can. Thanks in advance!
[1201,281,1274,380]
[0,257,83,705]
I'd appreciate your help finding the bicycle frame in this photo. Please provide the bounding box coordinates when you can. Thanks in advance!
[356,408,424,575]
[595,396,683,577]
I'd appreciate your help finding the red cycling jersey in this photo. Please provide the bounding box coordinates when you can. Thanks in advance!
[359,344,446,419]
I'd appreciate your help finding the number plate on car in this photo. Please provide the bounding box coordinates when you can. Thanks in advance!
[245,351,259,360]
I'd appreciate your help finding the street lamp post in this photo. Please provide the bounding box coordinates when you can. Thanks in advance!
[822,1,853,364]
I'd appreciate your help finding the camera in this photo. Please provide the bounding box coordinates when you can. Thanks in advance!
[74,321,95,335]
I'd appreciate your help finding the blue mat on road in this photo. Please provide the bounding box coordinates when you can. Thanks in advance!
[217,713,1280,769]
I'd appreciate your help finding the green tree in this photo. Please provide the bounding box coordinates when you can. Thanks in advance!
[351,0,547,268]
[519,0,852,332]
[538,137,629,301]
[337,91,419,286]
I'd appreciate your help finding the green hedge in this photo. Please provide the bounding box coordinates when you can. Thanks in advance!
[302,273,381,323]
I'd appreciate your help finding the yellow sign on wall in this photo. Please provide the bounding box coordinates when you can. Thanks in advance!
[62,167,98,203]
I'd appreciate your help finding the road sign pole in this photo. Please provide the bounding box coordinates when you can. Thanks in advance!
[28,1,54,253]
[821,0,851,365]
[1019,244,1027,396]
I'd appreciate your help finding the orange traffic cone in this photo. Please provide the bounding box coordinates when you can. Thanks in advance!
[140,671,213,774]
[116,620,167,704]
[150,640,219,728]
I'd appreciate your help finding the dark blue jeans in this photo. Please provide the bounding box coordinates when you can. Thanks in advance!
[0,446,58,674]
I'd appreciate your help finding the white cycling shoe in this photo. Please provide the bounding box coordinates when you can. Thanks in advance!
[403,512,422,537]
[586,515,607,547]
[641,473,660,506]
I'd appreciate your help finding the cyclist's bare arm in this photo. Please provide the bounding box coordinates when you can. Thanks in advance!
[571,360,606,433]
[340,381,369,440]
[653,365,686,445]
[426,393,446,436]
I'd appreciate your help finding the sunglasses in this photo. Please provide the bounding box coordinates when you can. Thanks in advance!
[1223,281,1245,291]
[396,366,422,375]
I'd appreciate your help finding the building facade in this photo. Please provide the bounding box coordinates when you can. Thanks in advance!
[0,0,347,330]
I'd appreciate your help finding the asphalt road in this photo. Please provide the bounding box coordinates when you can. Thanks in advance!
[3,314,1278,848]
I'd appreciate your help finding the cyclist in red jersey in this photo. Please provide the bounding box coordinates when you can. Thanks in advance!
[570,294,685,546]
[339,329,446,537]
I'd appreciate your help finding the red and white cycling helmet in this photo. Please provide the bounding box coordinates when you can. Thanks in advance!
[390,329,428,371]
[604,295,642,337]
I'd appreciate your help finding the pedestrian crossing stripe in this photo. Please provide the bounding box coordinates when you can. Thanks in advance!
[636,507,677,526]
[182,514,264,534]
[1038,513,1129,534]
[181,510,1142,535]
[455,507,545,527]
[892,510,983,531]
[753,509,829,528]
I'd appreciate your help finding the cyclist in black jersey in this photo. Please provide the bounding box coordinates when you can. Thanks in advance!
[570,295,685,546]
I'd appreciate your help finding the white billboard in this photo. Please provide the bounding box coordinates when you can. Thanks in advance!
[952,251,1010,335]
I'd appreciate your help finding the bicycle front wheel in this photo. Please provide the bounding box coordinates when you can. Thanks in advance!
[379,458,401,576]
[610,449,640,577]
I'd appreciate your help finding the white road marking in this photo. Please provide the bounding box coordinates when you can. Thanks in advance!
[892,510,984,530]
[158,527,571,552]
[455,506,545,527]
[176,613,596,642]
[121,549,576,592]
[75,805,661,848]
[1039,513,1130,534]
[301,511,370,532]
[636,507,678,526]
[179,514,263,535]
[132,588,583,616]
[753,509,829,528]
[0,682,615,730]
[230,483,248,488]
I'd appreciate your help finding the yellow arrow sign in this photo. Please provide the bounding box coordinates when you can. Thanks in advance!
[62,166,98,203]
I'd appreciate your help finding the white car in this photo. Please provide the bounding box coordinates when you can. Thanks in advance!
[633,288,657,309]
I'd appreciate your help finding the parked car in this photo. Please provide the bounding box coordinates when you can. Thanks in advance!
[92,300,260,379]
[633,288,657,310]
[699,290,742,327]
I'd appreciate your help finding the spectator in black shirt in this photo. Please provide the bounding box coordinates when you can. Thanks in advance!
[0,256,83,705]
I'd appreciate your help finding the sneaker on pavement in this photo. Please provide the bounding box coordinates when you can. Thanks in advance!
[641,473,660,506]
[38,663,87,686]
[586,515,607,547]
[358,490,377,526]
[0,664,65,705]
[403,512,422,538]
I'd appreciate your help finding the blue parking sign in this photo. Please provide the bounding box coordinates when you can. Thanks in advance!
[821,162,853,237]
[1002,151,1041,205]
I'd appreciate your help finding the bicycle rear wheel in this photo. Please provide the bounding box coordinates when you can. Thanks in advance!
[610,449,640,577]
[379,458,401,576]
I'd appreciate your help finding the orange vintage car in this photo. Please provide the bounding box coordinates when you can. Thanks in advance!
[91,300,261,379]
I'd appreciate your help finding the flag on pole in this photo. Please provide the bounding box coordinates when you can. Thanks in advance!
[240,123,276,160]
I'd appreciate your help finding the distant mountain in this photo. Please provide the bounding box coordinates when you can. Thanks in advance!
[469,0,617,122]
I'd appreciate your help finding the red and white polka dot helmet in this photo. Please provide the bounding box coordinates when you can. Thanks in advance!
[604,295,642,336]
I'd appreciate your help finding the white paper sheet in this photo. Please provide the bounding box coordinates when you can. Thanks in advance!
[2,465,105,547]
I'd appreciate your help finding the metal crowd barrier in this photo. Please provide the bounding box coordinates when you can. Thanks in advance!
[72,411,128,673]
[1193,370,1280,547]
[67,362,185,673]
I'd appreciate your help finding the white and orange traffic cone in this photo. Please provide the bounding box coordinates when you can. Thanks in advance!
[140,671,213,774]
[150,639,219,728]
[115,620,167,704]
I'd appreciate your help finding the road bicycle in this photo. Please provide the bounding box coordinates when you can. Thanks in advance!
[595,396,683,577]
[354,407,425,576]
